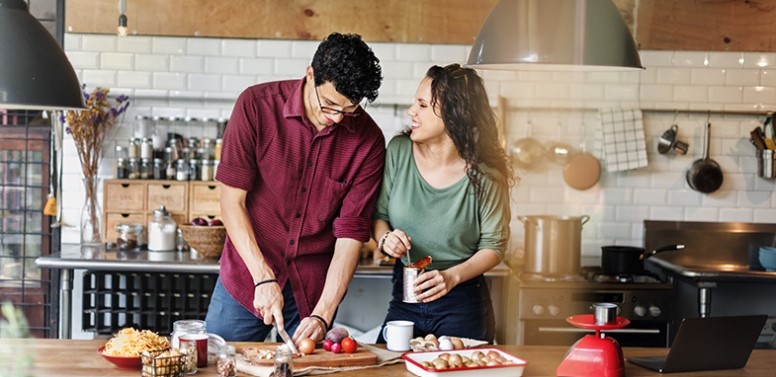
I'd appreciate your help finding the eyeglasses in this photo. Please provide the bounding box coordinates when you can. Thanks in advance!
[313,85,360,118]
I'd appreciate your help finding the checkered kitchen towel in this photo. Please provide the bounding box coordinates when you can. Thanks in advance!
[596,108,648,172]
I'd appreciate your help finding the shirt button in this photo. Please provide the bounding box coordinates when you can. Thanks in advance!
[307,161,312,167]
[290,240,295,245]
[301,187,307,192]
[295,213,301,218]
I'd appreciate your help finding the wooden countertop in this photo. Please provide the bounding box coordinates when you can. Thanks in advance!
[4,339,775,377]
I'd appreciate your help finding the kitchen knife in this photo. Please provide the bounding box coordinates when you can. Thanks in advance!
[276,326,300,355]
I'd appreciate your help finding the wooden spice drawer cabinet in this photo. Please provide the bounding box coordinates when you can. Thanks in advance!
[102,179,221,241]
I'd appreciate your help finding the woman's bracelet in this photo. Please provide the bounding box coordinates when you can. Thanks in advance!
[310,314,330,331]
[378,231,391,257]
[254,278,277,288]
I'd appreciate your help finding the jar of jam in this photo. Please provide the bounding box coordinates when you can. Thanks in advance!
[115,223,144,251]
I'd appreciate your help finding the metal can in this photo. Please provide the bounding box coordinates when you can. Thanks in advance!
[402,267,421,303]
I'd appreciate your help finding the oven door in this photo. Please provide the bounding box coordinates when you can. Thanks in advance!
[521,319,669,347]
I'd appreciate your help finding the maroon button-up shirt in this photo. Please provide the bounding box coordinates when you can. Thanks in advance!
[215,77,385,319]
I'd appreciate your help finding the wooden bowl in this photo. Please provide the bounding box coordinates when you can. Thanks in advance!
[179,225,226,259]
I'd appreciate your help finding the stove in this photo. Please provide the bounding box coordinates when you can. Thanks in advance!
[515,267,673,347]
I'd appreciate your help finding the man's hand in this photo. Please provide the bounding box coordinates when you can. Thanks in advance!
[291,316,327,343]
[254,282,284,329]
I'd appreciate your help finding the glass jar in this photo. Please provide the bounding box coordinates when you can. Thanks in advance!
[140,158,152,179]
[115,223,144,251]
[176,228,189,251]
[180,339,198,374]
[189,159,200,181]
[216,345,236,377]
[116,157,128,179]
[171,319,206,349]
[134,115,152,139]
[200,159,213,181]
[115,145,128,160]
[148,205,177,251]
[273,344,293,377]
[128,137,140,159]
[128,158,141,179]
[153,158,166,180]
[176,160,189,181]
[141,137,154,159]
[215,138,223,161]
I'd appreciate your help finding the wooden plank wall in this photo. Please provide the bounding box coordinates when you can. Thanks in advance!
[65,0,776,52]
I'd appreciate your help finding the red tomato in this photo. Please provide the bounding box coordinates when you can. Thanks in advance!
[340,337,357,353]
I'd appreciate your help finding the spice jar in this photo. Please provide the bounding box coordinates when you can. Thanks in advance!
[140,158,153,179]
[116,157,128,179]
[128,158,141,179]
[128,137,140,159]
[148,205,177,251]
[176,160,189,181]
[273,345,293,377]
[216,345,236,377]
[115,223,144,251]
[180,339,198,374]
[171,320,206,349]
[153,158,166,180]
[141,137,154,159]
[189,159,200,181]
[215,138,223,161]
[200,159,213,181]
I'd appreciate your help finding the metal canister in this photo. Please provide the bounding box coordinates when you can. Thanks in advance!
[402,267,420,303]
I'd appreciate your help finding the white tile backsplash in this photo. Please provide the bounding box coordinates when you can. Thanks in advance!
[61,33,776,255]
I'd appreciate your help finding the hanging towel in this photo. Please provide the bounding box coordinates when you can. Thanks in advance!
[597,108,648,172]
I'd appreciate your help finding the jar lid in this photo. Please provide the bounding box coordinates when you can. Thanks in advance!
[115,223,144,233]
[152,205,170,217]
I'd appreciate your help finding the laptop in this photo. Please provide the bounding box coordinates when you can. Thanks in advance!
[627,315,767,373]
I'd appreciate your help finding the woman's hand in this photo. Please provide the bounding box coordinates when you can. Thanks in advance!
[380,229,412,259]
[254,282,284,328]
[414,269,459,303]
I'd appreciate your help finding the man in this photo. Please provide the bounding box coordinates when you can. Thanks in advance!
[205,32,385,345]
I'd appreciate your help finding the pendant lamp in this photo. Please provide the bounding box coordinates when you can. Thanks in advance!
[0,0,85,110]
[466,0,643,71]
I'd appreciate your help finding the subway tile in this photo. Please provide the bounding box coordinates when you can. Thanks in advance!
[101,52,134,70]
[707,52,745,68]
[187,38,222,56]
[673,85,708,102]
[369,43,396,61]
[170,56,204,73]
[726,68,760,86]
[638,68,658,84]
[760,69,776,86]
[674,51,709,67]
[396,44,431,62]
[134,54,169,71]
[639,51,674,67]
[64,33,82,51]
[258,40,292,58]
[738,191,772,207]
[708,86,743,103]
[640,84,673,102]
[743,86,776,105]
[700,191,738,207]
[223,75,256,94]
[535,83,569,99]
[518,71,554,82]
[152,37,186,54]
[239,58,273,75]
[569,83,604,100]
[381,61,414,80]
[82,35,116,52]
[632,188,668,204]
[81,69,117,88]
[223,39,258,57]
[599,187,633,204]
[742,52,776,69]
[656,67,691,84]
[615,205,649,222]
[683,206,719,221]
[117,71,152,88]
[117,36,152,53]
[430,45,467,64]
[204,56,239,74]
[152,72,186,90]
[718,208,754,222]
[604,84,639,101]
[273,58,308,77]
[690,68,725,85]
[66,51,100,69]
[187,74,222,92]
[667,189,702,206]
[585,71,621,82]
[753,209,776,223]
[598,222,632,239]
[648,206,683,220]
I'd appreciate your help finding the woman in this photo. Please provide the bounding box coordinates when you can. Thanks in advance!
[373,64,515,343]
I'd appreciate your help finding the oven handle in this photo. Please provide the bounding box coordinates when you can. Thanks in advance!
[537,327,661,334]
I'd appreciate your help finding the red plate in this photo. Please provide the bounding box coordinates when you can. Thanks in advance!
[566,314,630,330]
[97,346,142,369]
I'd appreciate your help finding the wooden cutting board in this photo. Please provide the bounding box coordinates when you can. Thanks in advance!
[239,343,378,368]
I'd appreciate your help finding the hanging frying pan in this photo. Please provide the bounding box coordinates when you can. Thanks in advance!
[563,152,601,190]
[686,122,723,193]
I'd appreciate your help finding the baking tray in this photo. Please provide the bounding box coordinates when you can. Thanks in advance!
[401,348,527,377]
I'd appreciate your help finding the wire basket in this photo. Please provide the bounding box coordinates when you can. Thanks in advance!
[179,225,226,259]
[141,349,185,377]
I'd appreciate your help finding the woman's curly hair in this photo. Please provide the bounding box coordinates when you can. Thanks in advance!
[311,33,383,104]
[421,64,516,194]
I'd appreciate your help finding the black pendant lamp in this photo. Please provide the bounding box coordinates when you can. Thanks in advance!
[467,0,643,71]
[0,0,85,110]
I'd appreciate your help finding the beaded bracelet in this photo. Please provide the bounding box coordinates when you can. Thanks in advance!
[254,278,277,288]
[377,231,391,257]
[310,314,330,331]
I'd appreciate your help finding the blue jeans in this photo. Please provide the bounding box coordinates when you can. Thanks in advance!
[376,263,495,343]
[205,277,300,341]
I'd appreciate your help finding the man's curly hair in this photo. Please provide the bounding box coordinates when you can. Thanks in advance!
[311,33,383,104]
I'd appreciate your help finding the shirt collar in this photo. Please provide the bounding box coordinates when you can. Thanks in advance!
[282,76,358,134]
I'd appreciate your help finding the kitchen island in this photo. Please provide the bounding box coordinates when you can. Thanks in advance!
[36,245,510,339]
[4,339,774,377]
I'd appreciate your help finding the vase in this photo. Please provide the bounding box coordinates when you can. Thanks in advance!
[80,176,102,246]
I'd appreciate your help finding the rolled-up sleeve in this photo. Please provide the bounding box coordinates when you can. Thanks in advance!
[333,137,385,242]
[215,91,259,190]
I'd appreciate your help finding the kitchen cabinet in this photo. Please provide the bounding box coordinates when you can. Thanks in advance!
[102,179,221,242]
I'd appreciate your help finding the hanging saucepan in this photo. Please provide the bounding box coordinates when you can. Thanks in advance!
[686,122,723,193]
[601,244,684,275]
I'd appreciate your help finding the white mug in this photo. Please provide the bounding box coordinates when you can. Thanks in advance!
[382,320,414,351]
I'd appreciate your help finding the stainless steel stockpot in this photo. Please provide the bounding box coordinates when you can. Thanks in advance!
[518,215,590,276]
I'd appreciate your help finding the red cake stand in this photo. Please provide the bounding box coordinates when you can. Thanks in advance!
[556,314,630,377]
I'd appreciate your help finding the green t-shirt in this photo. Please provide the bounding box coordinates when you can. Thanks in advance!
[374,135,510,270]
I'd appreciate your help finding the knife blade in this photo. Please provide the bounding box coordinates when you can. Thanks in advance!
[276,326,300,355]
